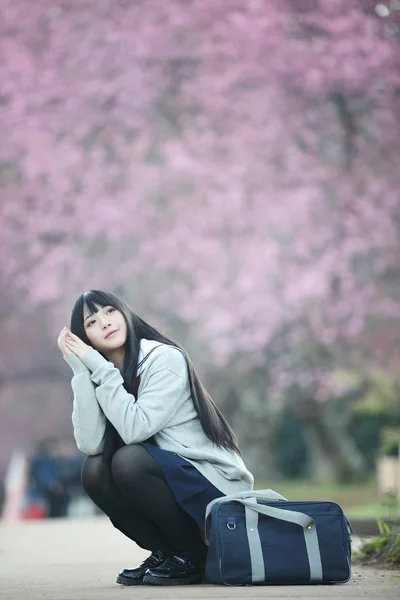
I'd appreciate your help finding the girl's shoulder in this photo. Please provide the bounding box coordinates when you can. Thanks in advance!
[139,339,186,375]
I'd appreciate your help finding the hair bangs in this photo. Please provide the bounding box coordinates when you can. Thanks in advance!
[83,290,118,316]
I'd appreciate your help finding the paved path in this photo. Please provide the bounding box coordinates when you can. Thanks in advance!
[0,517,398,599]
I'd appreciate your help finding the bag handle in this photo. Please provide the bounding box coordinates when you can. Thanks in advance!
[225,488,288,501]
[240,499,313,528]
[205,488,287,523]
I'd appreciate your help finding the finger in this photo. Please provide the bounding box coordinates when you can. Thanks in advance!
[67,331,81,341]
[57,334,67,347]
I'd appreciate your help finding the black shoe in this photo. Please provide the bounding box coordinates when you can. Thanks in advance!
[116,550,167,586]
[143,553,204,586]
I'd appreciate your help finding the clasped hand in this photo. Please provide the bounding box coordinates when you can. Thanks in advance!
[57,327,92,359]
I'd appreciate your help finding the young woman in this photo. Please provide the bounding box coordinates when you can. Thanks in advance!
[57,290,253,586]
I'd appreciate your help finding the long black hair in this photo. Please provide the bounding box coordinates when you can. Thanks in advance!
[70,290,241,462]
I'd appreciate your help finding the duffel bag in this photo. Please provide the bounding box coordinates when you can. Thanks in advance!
[204,489,352,586]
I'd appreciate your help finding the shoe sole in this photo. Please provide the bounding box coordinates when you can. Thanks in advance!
[116,574,145,586]
[143,573,203,586]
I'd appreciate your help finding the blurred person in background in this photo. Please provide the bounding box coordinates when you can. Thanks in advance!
[26,438,70,518]
[55,438,87,514]
[57,289,253,586]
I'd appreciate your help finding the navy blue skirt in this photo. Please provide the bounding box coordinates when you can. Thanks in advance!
[142,442,224,525]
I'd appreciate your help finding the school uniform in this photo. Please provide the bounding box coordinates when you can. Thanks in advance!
[64,339,253,527]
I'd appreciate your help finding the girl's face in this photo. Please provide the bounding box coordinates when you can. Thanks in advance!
[83,304,127,353]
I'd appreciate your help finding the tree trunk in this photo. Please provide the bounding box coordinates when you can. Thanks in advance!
[294,396,366,482]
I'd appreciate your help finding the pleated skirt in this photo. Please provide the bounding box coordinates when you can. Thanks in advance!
[142,442,224,525]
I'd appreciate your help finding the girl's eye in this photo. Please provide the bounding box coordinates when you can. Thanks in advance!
[86,319,96,327]
[107,308,115,314]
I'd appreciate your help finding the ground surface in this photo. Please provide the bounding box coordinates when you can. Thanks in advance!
[0,516,399,599]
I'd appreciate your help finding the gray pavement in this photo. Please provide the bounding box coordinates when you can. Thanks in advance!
[0,516,399,599]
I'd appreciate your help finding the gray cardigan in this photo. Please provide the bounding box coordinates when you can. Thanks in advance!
[65,339,254,495]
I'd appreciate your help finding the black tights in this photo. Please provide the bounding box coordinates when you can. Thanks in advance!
[81,444,207,560]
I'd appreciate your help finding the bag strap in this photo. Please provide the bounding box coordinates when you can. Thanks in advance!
[240,499,313,527]
[205,488,287,522]
[205,492,323,583]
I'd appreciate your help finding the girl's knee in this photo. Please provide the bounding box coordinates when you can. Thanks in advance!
[81,454,108,494]
[111,444,153,487]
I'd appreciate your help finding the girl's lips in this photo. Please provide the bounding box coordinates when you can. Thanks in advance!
[105,330,118,339]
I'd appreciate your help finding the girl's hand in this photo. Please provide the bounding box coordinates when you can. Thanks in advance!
[64,329,93,359]
[57,327,72,356]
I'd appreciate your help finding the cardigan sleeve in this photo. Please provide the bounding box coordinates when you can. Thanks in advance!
[80,348,189,445]
[64,353,106,455]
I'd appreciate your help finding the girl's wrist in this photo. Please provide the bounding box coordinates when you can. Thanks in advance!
[64,352,90,374]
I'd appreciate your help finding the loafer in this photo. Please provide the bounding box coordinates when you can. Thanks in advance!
[143,553,204,585]
[116,550,167,585]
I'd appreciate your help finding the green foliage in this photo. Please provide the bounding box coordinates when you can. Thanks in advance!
[388,532,400,564]
[381,428,400,457]
[257,479,377,508]
[353,372,400,416]
[346,370,400,468]
[349,413,398,470]
[357,535,389,559]
[356,522,400,566]
[345,499,399,519]
[377,516,392,536]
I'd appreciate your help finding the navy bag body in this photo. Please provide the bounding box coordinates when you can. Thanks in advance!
[204,489,352,586]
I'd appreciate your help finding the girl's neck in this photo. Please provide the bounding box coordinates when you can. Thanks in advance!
[105,348,125,370]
